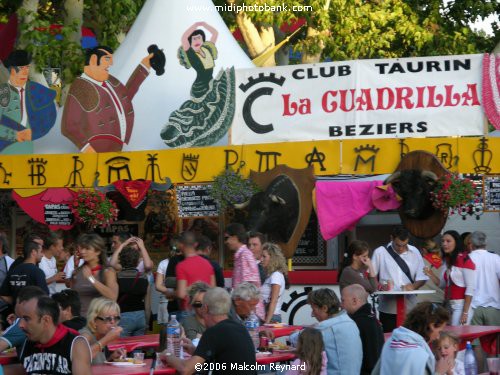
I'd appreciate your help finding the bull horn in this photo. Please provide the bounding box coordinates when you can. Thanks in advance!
[269,195,286,205]
[384,171,401,184]
[421,171,438,181]
[234,200,250,209]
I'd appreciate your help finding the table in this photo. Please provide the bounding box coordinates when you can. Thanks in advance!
[260,325,303,338]
[0,350,17,365]
[92,359,175,375]
[108,334,160,352]
[446,325,500,355]
[375,290,435,327]
[92,351,297,374]
[384,325,500,356]
[108,325,302,352]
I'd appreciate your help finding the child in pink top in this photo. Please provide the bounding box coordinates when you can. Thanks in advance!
[286,328,327,375]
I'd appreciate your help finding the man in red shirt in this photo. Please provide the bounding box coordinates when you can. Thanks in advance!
[175,231,215,321]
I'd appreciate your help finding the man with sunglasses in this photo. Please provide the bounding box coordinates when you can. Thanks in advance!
[0,234,49,307]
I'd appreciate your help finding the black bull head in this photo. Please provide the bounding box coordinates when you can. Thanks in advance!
[384,169,438,220]
[235,175,299,243]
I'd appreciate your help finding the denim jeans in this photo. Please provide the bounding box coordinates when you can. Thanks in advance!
[119,310,146,337]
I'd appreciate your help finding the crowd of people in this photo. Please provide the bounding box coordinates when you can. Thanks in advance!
[0,223,496,375]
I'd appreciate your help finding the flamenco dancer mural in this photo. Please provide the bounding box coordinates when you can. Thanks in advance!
[161,22,235,148]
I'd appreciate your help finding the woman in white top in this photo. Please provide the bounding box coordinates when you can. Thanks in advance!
[260,243,288,323]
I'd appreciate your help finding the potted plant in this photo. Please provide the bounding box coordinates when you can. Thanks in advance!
[209,168,260,211]
[430,174,479,215]
[71,189,119,228]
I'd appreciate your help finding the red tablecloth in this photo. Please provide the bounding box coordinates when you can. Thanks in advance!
[446,325,500,355]
[260,325,303,338]
[92,351,297,374]
[0,350,17,365]
[256,351,296,365]
[92,359,175,375]
[384,325,500,355]
[107,325,302,353]
[108,334,160,352]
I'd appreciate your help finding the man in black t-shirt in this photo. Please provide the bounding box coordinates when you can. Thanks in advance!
[0,235,49,306]
[11,294,91,374]
[164,287,257,375]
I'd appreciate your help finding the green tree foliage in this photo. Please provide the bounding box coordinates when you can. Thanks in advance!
[213,0,498,64]
[0,0,145,87]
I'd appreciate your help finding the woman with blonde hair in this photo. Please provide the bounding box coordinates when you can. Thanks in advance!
[260,243,288,323]
[79,297,125,364]
[70,233,118,316]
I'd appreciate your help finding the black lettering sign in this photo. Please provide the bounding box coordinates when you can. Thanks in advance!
[176,184,219,218]
[483,175,500,212]
[44,204,73,226]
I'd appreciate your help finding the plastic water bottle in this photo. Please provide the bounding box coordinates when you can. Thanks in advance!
[245,311,260,350]
[464,341,478,375]
[166,315,182,357]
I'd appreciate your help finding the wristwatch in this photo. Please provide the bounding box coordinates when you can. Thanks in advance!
[88,275,96,284]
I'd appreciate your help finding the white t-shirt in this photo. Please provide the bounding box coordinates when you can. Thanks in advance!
[469,249,500,309]
[372,242,428,314]
[157,258,169,275]
[260,271,285,315]
[63,255,84,280]
[157,258,170,304]
[39,256,58,295]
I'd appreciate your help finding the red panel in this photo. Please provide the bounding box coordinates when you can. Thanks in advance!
[223,270,338,285]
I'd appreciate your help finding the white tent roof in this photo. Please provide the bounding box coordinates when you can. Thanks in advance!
[111,0,254,151]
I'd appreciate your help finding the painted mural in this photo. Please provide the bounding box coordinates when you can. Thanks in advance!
[0,50,56,154]
[161,22,235,148]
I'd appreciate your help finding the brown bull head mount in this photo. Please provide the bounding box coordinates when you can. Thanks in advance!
[237,165,315,259]
[385,151,449,238]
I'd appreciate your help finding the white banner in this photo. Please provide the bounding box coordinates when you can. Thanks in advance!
[231,54,486,144]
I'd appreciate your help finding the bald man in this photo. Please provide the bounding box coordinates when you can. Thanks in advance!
[341,284,384,375]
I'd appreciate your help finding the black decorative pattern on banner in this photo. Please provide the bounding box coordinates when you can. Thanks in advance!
[435,143,459,168]
[256,150,282,172]
[146,153,163,182]
[0,163,12,185]
[305,147,326,171]
[399,139,410,160]
[224,149,245,171]
[65,156,85,187]
[473,137,492,174]
[354,145,380,172]
[105,156,132,182]
[239,73,286,134]
[28,158,47,186]
[181,153,199,181]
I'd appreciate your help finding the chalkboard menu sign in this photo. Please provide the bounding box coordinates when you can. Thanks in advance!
[44,204,73,226]
[176,184,219,218]
[293,212,326,266]
[483,175,500,212]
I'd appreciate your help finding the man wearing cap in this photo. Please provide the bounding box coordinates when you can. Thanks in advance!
[61,46,154,153]
[0,49,57,154]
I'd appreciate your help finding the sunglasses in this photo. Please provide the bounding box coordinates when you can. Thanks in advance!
[192,302,203,308]
[96,315,121,323]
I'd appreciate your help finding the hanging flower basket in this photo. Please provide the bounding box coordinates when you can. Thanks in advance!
[430,174,479,215]
[71,189,119,228]
[209,168,261,211]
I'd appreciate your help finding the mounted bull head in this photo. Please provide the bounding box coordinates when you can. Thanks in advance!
[386,151,449,239]
[234,165,315,258]
[384,169,438,220]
